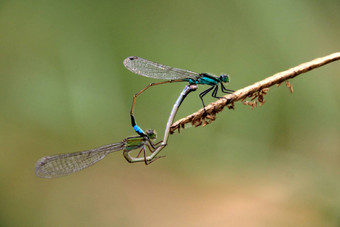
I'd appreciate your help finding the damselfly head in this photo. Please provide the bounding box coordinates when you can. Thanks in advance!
[146,129,157,140]
[220,74,230,83]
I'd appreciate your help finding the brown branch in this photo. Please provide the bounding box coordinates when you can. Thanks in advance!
[170,52,340,134]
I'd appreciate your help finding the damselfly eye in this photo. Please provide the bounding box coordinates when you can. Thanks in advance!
[146,129,157,140]
[220,74,230,83]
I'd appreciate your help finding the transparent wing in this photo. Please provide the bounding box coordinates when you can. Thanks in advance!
[35,142,125,178]
[123,56,200,80]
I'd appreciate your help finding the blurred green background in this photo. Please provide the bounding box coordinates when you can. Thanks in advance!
[1,0,339,226]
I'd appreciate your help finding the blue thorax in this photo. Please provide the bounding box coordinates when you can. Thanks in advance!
[184,73,220,86]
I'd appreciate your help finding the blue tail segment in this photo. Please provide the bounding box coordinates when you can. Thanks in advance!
[131,115,146,137]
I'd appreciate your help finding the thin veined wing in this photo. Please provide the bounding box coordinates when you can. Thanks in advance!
[123,56,200,80]
[35,142,125,178]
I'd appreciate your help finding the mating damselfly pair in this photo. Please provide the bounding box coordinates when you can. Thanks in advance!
[35,57,233,178]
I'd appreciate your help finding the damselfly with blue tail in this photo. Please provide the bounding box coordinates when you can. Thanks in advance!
[124,56,234,136]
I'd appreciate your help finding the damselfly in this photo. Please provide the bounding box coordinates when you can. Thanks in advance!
[124,56,234,135]
[35,85,198,178]
[35,130,157,178]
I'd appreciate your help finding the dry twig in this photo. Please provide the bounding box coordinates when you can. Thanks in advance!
[170,52,340,134]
